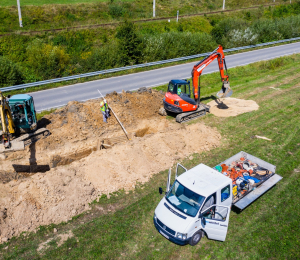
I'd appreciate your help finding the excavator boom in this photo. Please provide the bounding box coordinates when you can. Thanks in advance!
[192,45,232,103]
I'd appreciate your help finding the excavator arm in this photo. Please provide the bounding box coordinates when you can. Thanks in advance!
[0,92,15,148]
[191,45,232,104]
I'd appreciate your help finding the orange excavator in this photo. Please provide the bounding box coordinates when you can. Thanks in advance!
[163,45,233,123]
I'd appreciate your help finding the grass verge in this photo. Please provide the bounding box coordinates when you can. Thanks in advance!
[0,54,299,259]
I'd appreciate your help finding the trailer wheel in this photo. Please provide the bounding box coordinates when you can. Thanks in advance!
[189,230,203,246]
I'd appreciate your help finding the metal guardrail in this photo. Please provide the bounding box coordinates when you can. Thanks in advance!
[2,37,300,92]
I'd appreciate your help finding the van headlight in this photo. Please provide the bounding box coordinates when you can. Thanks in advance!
[176,232,187,240]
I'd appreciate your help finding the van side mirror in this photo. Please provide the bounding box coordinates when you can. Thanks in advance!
[202,217,206,226]
[7,95,11,98]
[159,187,163,195]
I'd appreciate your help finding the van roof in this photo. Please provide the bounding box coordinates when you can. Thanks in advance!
[177,163,231,198]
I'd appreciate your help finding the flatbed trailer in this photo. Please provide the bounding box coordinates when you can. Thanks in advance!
[214,151,282,210]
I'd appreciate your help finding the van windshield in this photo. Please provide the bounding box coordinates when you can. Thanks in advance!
[166,181,205,217]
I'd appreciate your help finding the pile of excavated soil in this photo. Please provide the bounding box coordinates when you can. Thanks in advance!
[207,97,259,117]
[0,89,224,243]
[0,119,221,242]
[0,90,165,174]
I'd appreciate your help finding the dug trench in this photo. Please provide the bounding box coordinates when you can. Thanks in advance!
[0,89,258,243]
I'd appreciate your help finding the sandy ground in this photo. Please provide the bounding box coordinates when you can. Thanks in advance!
[207,97,259,117]
[0,92,257,243]
[0,119,221,242]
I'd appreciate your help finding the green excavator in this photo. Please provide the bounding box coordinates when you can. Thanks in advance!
[0,91,50,153]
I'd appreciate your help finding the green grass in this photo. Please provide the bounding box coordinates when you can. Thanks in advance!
[0,0,118,6]
[0,54,300,259]
[36,109,57,121]
[0,0,281,7]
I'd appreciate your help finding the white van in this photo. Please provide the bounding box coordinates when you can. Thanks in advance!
[153,152,282,246]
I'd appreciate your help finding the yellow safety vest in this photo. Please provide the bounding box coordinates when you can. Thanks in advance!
[100,101,106,112]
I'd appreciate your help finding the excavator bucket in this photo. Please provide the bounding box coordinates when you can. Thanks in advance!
[216,82,233,98]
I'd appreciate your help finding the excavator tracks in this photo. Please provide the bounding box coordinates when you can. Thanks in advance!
[175,104,210,123]
[16,128,51,147]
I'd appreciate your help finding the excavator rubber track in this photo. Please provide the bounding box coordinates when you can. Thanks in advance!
[176,104,210,123]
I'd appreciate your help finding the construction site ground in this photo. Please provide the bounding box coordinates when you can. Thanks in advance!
[0,89,226,242]
[0,55,299,259]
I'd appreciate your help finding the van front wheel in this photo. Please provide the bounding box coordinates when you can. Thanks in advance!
[189,230,203,246]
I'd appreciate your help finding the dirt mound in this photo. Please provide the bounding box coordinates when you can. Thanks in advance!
[207,98,259,117]
[0,90,165,173]
[0,119,221,242]
[0,89,223,243]
[38,89,165,149]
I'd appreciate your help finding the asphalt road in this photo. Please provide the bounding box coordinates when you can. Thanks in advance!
[31,42,300,111]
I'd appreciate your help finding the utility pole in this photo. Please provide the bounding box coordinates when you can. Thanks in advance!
[17,0,23,27]
[176,10,179,22]
[153,0,155,18]
[222,0,225,10]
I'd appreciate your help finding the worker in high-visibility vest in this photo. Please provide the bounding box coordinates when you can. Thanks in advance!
[100,100,110,123]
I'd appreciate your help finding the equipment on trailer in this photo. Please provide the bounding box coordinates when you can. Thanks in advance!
[0,92,50,152]
[163,45,233,123]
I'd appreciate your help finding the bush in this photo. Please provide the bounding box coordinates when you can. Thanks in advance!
[116,21,143,65]
[0,56,24,87]
[223,28,258,48]
[80,41,122,71]
[142,32,217,62]
[109,4,125,18]
[25,39,70,79]
[211,17,250,44]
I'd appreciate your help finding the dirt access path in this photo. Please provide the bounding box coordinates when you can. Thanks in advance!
[0,89,223,242]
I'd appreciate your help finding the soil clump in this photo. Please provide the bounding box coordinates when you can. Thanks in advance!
[207,97,259,117]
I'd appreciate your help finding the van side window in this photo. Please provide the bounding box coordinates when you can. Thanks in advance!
[201,193,216,212]
[221,185,230,202]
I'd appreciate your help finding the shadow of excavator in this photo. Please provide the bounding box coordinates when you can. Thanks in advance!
[209,95,229,109]
[12,141,50,174]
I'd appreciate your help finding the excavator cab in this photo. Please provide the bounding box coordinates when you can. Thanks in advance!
[168,80,191,99]
[8,94,37,133]
[0,92,50,153]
